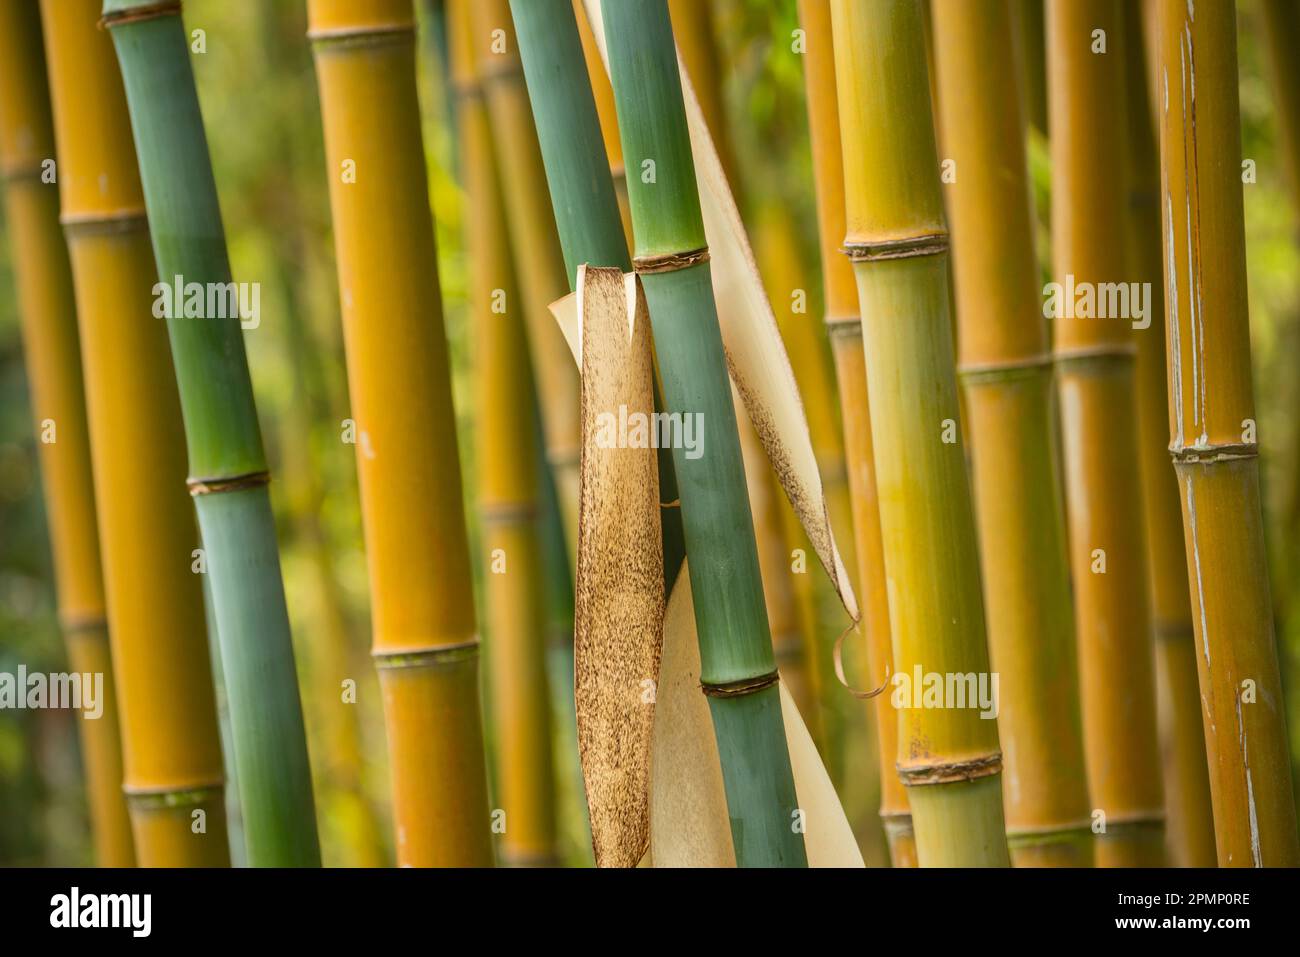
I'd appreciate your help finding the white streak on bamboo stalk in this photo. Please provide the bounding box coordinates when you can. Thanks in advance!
[1167,194,1185,448]
[1235,691,1262,866]
[1185,474,1211,670]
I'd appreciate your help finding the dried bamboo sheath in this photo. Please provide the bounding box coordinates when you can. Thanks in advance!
[798,0,915,866]
[932,0,1092,867]
[106,0,318,866]
[1156,0,1300,867]
[0,0,134,867]
[309,0,492,866]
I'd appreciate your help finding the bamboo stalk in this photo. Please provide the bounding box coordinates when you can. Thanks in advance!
[1156,0,1300,867]
[602,0,806,868]
[831,0,1009,868]
[670,0,824,748]
[105,0,318,867]
[308,0,492,867]
[449,0,557,866]
[1048,0,1164,866]
[39,0,237,867]
[1012,0,1048,136]
[466,0,581,562]
[573,0,632,244]
[798,0,915,866]
[931,0,1092,867]
[1121,0,1216,868]
[0,0,134,868]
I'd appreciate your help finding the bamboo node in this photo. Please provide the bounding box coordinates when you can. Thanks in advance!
[59,613,109,636]
[306,23,416,48]
[1170,442,1258,464]
[124,782,224,810]
[372,639,481,671]
[633,246,710,275]
[187,470,271,496]
[958,353,1054,384]
[700,670,780,698]
[824,313,863,334]
[842,233,949,262]
[897,751,1002,786]
[480,501,538,525]
[60,210,149,236]
[99,1,182,29]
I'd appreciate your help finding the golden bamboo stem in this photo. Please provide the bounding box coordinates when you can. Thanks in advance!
[450,0,558,866]
[1157,0,1300,867]
[0,1,133,868]
[832,0,1009,867]
[467,0,581,561]
[309,0,493,867]
[932,0,1093,867]
[1048,0,1164,866]
[799,0,915,866]
[1122,0,1216,868]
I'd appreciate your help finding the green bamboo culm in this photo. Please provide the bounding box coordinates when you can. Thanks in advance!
[510,0,685,589]
[103,0,320,866]
[600,0,806,868]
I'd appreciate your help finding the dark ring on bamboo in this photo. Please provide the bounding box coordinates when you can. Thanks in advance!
[634,246,710,275]
[307,23,416,48]
[897,751,1002,786]
[59,613,109,635]
[124,783,224,810]
[610,163,627,181]
[187,470,271,496]
[1171,442,1258,464]
[61,210,149,236]
[480,60,527,84]
[959,352,1055,384]
[373,639,481,671]
[700,670,780,698]
[824,313,863,334]
[0,163,48,183]
[1155,620,1196,642]
[1053,344,1138,368]
[1005,820,1095,846]
[548,448,581,469]
[771,636,803,664]
[842,233,949,262]
[660,498,681,509]
[880,812,914,837]
[481,501,538,524]
[99,1,182,28]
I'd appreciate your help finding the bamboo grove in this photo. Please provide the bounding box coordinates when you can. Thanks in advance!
[0,0,1297,870]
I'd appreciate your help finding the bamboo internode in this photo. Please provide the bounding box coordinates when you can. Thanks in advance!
[831,0,1008,867]
[40,0,231,866]
[0,0,134,868]
[798,0,914,866]
[1156,0,1300,867]
[933,0,1093,867]
[106,0,319,866]
[309,0,493,867]
[1048,0,1165,867]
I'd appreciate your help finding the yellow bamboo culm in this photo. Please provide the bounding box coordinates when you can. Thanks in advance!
[1156,0,1300,867]
[832,0,1009,868]
[932,0,1094,867]
[309,0,493,867]
[0,0,134,868]
[37,0,232,866]
[468,0,581,561]
[798,0,914,868]
[450,0,558,867]
[1048,0,1165,866]
[1122,0,1216,869]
